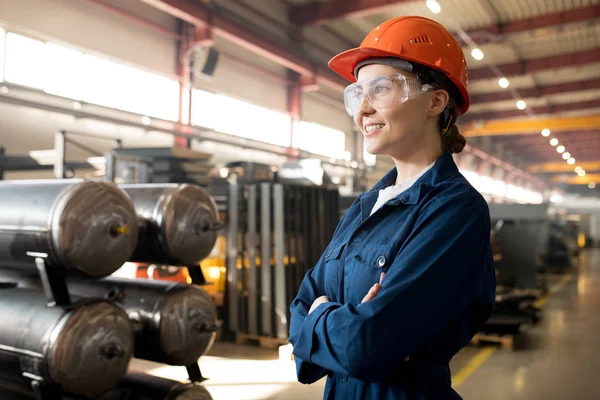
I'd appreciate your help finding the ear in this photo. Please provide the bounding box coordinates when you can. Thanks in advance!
[427,89,450,117]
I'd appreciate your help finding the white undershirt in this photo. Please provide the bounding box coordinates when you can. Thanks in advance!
[370,162,435,216]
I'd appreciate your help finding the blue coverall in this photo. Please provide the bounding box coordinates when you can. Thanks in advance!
[288,151,496,399]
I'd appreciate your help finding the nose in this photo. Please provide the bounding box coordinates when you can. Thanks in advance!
[357,94,375,117]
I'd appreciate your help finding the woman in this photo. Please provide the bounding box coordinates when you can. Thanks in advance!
[288,16,496,400]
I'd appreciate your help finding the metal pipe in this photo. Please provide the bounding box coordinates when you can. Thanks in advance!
[0,179,139,277]
[119,183,220,266]
[84,0,185,41]
[0,371,213,400]
[0,286,134,397]
[0,270,219,366]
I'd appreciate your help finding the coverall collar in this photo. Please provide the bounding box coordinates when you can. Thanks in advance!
[369,151,459,206]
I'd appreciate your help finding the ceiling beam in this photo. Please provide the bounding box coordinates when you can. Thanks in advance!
[468,4,600,43]
[290,0,415,27]
[461,115,600,136]
[290,1,600,48]
[139,0,347,91]
[463,99,600,122]
[469,49,600,81]
[552,174,600,185]
[471,78,600,105]
[529,162,600,173]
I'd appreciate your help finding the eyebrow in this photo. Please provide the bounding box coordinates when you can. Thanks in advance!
[367,76,389,87]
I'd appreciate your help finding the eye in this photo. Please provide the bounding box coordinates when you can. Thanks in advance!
[374,85,390,94]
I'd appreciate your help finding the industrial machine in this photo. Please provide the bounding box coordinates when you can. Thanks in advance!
[206,161,341,342]
[0,286,134,398]
[0,179,218,399]
[484,203,551,334]
[121,183,221,266]
[0,372,213,400]
[0,179,139,278]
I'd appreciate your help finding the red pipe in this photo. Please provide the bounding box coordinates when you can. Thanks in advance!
[84,0,184,40]
[139,0,347,92]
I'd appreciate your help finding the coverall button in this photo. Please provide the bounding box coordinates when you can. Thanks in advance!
[342,375,348,382]
[377,256,386,267]
[326,251,332,258]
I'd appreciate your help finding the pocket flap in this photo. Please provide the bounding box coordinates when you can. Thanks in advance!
[324,243,345,261]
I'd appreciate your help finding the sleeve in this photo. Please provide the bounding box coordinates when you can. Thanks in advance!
[290,193,493,382]
[288,256,333,384]
[288,194,365,384]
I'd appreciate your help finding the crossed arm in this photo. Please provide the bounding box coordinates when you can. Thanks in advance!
[288,194,491,383]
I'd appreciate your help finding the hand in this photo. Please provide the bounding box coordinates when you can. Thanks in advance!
[361,272,385,304]
[309,295,330,314]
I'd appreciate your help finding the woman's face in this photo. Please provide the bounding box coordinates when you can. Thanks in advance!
[353,64,434,158]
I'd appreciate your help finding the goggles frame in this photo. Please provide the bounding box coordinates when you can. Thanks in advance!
[343,74,433,117]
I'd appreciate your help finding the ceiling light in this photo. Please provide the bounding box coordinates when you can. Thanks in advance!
[141,116,152,125]
[0,86,8,94]
[498,78,510,88]
[557,145,565,153]
[578,170,586,177]
[550,138,559,146]
[567,157,575,165]
[562,152,571,160]
[541,128,551,137]
[590,182,596,189]
[516,100,527,110]
[575,166,583,173]
[72,102,82,110]
[471,48,484,60]
[426,0,441,13]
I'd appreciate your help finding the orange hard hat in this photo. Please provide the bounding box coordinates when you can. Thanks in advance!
[329,16,470,114]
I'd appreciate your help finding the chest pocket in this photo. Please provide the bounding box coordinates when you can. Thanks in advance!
[323,243,345,301]
[348,244,396,304]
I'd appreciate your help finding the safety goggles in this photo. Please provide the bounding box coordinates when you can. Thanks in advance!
[343,74,433,117]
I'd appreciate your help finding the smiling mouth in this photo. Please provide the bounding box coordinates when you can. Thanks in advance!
[364,123,385,135]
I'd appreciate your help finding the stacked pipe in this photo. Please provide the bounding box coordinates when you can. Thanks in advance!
[0,180,220,400]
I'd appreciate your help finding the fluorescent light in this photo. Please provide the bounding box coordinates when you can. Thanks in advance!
[541,128,551,137]
[498,78,510,88]
[567,158,575,165]
[141,116,152,125]
[557,145,565,153]
[426,0,441,13]
[550,138,559,146]
[590,182,596,189]
[562,152,571,160]
[72,101,82,110]
[516,100,527,110]
[471,48,484,60]
[578,170,586,177]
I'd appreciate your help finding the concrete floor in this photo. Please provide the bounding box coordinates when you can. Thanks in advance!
[131,248,600,400]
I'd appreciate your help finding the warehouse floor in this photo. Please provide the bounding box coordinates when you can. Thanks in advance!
[130,249,600,399]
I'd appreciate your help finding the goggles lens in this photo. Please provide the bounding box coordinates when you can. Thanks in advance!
[343,74,431,117]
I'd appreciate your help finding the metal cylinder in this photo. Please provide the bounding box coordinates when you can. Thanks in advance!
[100,372,214,400]
[119,183,220,266]
[0,287,135,397]
[0,179,139,277]
[0,372,213,400]
[0,271,219,366]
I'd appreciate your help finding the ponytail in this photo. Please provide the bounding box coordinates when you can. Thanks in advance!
[439,97,465,154]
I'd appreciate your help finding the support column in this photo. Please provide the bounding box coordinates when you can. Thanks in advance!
[175,21,192,149]
[287,70,302,156]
